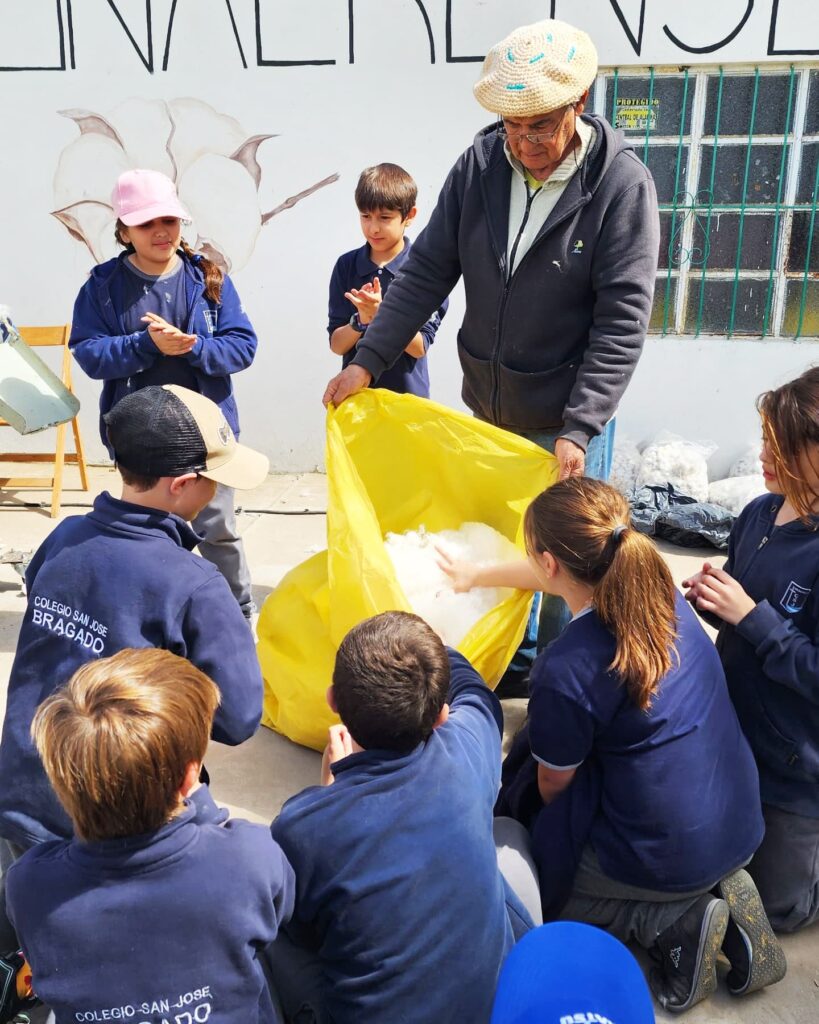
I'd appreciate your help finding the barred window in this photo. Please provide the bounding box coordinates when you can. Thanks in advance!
[592,66,819,339]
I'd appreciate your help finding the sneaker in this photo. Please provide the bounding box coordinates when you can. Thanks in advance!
[717,869,787,995]
[0,950,38,1024]
[649,895,729,1013]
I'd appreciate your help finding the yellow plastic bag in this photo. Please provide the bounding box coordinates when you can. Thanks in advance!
[258,390,558,751]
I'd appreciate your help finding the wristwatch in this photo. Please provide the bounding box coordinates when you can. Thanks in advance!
[349,313,367,334]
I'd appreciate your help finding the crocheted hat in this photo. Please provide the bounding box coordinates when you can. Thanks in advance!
[474,19,598,117]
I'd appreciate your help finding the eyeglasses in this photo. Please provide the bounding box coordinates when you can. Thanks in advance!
[498,107,573,145]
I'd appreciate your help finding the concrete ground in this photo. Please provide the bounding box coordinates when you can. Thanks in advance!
[0,465,817,1023]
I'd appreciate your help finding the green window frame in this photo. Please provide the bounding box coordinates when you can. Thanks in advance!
[593,65,819,340]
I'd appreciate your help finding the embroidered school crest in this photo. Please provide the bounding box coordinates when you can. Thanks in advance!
[780,580,810,614]
[571,239,584,255]
[203,309,218,334]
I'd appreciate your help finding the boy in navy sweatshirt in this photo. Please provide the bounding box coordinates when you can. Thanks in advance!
[6,647,294,1023]
[268,611,532,1024]
[0,385,268,917]
[327,163,447,397]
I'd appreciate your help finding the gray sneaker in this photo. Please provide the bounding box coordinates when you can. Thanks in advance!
[717,869,787,996]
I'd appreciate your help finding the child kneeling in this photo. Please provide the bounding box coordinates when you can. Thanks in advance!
[269,611,533,1024]
[441,478,784,1013]
[6,648,294,1023]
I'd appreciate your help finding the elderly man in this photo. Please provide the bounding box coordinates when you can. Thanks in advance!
[323,18,659,483]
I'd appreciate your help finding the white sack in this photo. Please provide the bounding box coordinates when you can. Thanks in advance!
[708,475,767,516]
[637,432,717,503]
[609,435,642,495]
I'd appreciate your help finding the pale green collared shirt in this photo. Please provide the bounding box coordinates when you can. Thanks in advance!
[505,117,594,276]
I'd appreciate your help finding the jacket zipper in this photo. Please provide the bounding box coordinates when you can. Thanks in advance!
[733,505,777,588]
[489,190,589,423]
[490,186,536,420]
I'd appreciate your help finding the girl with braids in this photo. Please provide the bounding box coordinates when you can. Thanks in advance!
[440,478,782,1012]
[684,366,819,934]
[70,169,258,620]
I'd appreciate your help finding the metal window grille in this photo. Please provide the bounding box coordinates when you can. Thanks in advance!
[592,65,819,340]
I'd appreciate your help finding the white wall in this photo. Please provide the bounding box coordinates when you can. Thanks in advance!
[1,0,817,473]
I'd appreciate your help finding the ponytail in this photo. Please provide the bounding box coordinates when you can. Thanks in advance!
[113,221,224,304]
[524,477,678,710]
[179,240,224,304]
[594,528,678,709]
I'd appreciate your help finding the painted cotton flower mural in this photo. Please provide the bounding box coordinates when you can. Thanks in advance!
[52,97,338,272]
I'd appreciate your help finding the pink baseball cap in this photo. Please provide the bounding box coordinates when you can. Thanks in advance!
[111,169,191,226]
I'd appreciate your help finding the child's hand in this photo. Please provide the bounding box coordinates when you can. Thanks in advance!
[693,566,756,625]
[682,562,713,605]
[345,276,382,325]
[142,313,197,356]
[320,724,354,786]
[436,544,480,593]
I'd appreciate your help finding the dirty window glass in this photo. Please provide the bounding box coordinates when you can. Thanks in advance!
[698,144,788,205]
[704,74,796,137]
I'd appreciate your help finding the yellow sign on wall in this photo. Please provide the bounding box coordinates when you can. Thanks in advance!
[615,97,659,131]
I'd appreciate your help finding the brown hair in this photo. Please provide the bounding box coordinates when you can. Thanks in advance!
[354,163,417,219]
[117,465,160,491]
[114,220,224,303]
[758,367,819,524]
[332,611,450,752]
[524,478,678,710]
[32,648,220,842]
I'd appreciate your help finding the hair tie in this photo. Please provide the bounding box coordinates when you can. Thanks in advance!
[611,524,628,543]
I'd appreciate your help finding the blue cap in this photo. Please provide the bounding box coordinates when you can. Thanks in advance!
[491,922,655,1024]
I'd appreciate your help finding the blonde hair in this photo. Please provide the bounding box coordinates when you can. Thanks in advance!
[524,478,678,710]
[758,367,819,524]
[32,648,220,842]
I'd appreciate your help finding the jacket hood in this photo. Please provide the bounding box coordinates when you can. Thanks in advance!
[88,491,202,551]
[86,249,203,289]
[472,113,630,194]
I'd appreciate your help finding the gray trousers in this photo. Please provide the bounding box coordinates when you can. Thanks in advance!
[263,818,541,1023]
[748,802,819,933]
[191,484,253,619]
[559,846,712,949]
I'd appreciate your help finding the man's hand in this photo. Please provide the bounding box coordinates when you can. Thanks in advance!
[320,724,355,786]
[323,364,372,407]
[554,437,585,479]
[345,277,382,325]
[142,313,197,356]
[692,566,756,625]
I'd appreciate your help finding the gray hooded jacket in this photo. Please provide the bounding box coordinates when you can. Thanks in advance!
[352,114,660,449]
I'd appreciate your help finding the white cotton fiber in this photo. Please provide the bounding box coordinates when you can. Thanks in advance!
[636,432,716,502]
[609,435,642,495]
[729,444,762,478]
[384,523,520,647]
[708,475,767,516]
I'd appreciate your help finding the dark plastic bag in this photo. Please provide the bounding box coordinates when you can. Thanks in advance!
[629,484,734,550]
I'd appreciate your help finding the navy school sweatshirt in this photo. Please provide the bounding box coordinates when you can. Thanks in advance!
[7,786,294,1024]
[0,492,263,847]
[715,494,819,817]
[271,649,531,1024]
